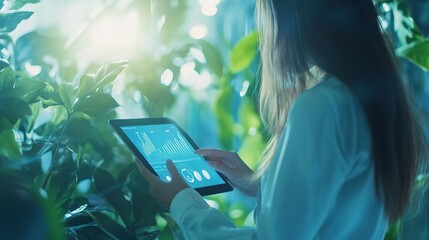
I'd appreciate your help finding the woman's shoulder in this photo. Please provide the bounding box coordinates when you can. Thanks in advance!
[293,75,360,114]
[291,74,372,155]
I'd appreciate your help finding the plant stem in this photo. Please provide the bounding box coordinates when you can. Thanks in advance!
[42,110,72,190]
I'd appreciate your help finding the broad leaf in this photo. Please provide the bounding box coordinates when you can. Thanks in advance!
[73,93,119,117]
[15,76,45,102]
[128,171,158,226]
[48,161,76,215]
[397,40,429,72]
[0,91,32,125]
[7,0,41,10]
[93,168,132,227]
[93,60,129,90]
[0,59,9,71]
[230,31,259,73]
[392,2,424,45]
[0,67,15,90]
[39,83,64,108]
[68,197,89,214]
[58,84,74,111]
[0,11,33,33]
[0,128,20,160]
[22,140,53,163]
[77,74,93,98]
[86,211,135,240]
[0,115,13,132]
[199,40,224,77]
[215,84,234,150]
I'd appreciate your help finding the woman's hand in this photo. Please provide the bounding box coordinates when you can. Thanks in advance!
[137,159,189,211]
[195,149,259,197]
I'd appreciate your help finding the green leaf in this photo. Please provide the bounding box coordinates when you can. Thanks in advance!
[215,84,234,150]
[0,115,13,132]
[0,128,20,160]
[48,162,76,215]
[93,168,132,228]
[68,197,89,214]
[384,221,402,240]
[22,140,52,158]
[238,132,265,170]
[0,59,9,71]
[25,102,41,132]
[396,40,429,72]
[73,93,119,117]
[93,60,129,90]
[128,171,159,226]
[0,11,33,33]
[0,67,15,90]
[7,0,41,10]
[65,118,95,142]
[199,40,224,77]
[86,211,135,240]
[230,31,259,73]
[77,74,93,98]
[239,97,262,137]
[392,2,424,45]
[58,84,74,111]
[14,76,45,102]
[158,213,184,239]
[39,83,64,108]
[0,91,32,125]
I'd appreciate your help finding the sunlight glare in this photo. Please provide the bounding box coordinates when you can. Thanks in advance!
[90,10,139,57]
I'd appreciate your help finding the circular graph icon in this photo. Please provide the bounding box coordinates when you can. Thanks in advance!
[202,170,211,180]
[181,169,195,183]
[193,171,202,181]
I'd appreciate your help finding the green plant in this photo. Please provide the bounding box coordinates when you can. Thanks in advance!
[376,0,429,72]
[0,1,174,239]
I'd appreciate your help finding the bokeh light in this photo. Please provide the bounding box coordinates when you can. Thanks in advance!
[201,5,218,16]
[189,24,208,39]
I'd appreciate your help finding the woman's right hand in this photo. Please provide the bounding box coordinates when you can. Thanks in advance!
[195,149,259,197]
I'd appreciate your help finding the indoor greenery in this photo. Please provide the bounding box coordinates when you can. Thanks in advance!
[0,0,428,239]
[0,0,171,239]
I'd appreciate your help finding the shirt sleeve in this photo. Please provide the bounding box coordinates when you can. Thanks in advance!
[171,85,357,239]
[170,188,257,240]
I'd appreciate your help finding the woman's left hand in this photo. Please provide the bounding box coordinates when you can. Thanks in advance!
[137,159,190,211]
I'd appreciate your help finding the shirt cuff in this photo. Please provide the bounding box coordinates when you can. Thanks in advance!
[170,188,210,222]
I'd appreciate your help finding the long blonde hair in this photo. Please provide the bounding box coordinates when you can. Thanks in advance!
[254,0,427,221]
[255,0,323,175]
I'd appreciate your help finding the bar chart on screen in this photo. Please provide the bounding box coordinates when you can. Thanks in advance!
[120,123,226,188]
[135,129,197,163]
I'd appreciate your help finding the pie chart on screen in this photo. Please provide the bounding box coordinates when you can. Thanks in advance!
[181,169,195,183]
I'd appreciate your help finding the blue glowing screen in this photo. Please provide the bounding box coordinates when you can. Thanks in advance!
[120,124,225,188]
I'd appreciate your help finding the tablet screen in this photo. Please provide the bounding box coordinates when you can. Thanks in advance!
[120,124,226,189]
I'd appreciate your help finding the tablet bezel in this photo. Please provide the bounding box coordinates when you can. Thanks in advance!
[109,117,233,196]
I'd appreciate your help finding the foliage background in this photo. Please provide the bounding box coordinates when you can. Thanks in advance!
[0,0,429,239]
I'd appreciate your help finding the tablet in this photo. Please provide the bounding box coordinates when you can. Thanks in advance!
[109,118,233,196]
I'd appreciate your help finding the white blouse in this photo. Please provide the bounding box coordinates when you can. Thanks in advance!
[170,76,388,239]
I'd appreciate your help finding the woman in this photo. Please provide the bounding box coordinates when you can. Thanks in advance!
[138,0,427,239]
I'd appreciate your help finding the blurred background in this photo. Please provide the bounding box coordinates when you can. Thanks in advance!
[1,0,429,239]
